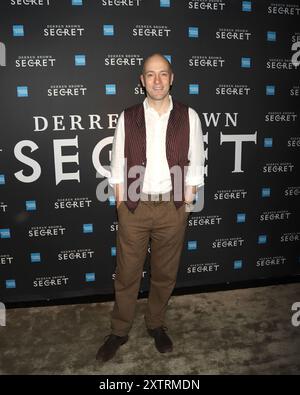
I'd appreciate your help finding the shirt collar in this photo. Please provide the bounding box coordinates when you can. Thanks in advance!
[143,95,173,115]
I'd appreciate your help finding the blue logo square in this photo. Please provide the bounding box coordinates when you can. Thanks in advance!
[261,188,271,197]
[189,84,199,95]
[13,25,24,36]
[188,27,198,38]
[85,272,95,282]
[83,223,93,233]
[241,57,251,68]
[75,54,86,66]
[237,213,246,223]
[30,252,41,263]
[0,228,11,239]
[6,279,16,289]
[266,85,275,95]
[264,138,273,148]
[258,234,267,244]
[72,0,83,5]
[267,31,276,42]
[17,86,28,97]
[234,260,243,269]
[164,55,172,64]
[0,174,5,185]
[160,0,170,7]
[188,241,197,250]
[103,25,114,36]
[26,200,36,211]
[242,1,252,12]
[111,247,116,256]
[106,84,116,95]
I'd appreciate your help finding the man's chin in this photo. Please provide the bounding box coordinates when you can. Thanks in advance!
[148,92,169,101]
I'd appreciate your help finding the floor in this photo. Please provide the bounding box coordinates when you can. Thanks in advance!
[0,283,299,374]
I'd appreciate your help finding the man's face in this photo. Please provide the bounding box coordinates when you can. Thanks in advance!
[140,56,174,102]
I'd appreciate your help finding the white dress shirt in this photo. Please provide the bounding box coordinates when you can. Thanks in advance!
[109,95,205,194]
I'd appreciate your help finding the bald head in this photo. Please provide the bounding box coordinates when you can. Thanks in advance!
[142,53,172,75]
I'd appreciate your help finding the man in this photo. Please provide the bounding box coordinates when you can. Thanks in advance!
[96,53,205,362]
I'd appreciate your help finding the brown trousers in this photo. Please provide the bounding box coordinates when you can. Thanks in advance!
[111,197,189,336]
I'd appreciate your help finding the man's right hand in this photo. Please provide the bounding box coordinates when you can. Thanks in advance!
[114,184,124,210]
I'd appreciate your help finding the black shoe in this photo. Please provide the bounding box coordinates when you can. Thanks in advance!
[147,326,173,353]
[96,334,128,362]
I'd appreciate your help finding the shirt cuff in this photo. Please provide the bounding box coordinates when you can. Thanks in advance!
[185,176,204,188]
[108,177,124,188]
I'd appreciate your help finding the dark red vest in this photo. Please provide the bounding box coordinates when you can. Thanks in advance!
[123,100,189,213]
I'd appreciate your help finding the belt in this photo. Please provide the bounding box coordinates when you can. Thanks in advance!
[140,191,173,202]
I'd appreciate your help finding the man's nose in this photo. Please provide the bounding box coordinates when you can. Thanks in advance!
[154,74,161,84]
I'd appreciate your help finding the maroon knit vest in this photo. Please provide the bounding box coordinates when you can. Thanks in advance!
[123,100,189,213]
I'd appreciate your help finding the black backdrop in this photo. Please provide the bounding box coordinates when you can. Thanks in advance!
[0,0,299,304]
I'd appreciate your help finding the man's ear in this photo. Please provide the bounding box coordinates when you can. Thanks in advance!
[170,73,174,86]
[140,74,145,88]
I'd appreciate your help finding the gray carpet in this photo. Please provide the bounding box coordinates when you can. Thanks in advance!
[0,283,300,374]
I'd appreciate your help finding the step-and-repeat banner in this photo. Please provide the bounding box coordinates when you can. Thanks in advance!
[0,0,299,303]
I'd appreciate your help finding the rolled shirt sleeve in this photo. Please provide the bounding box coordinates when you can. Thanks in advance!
[185,107,205,188]
[108,111,125,187]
